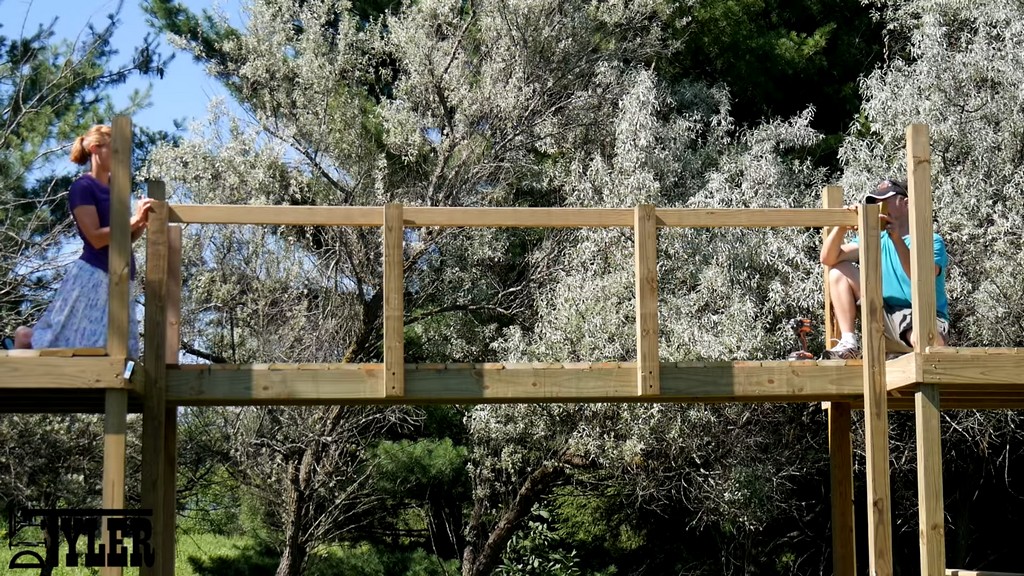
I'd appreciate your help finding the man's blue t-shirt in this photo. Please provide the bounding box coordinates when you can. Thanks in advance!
[854,232,949,320]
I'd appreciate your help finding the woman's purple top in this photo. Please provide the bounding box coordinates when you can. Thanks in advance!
[68,174,136,279]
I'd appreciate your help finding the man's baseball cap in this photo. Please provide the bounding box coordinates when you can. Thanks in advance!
[863,179,908,204]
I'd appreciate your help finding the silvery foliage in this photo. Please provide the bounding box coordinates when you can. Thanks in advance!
[478,47,831,541]
[841,0,1024,345]
[143,0,832,552]
[494,79,828,362]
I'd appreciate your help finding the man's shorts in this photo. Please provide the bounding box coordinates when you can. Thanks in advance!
[882,307,950,346]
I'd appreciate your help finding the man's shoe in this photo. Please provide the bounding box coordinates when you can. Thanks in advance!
[824,339,861,360]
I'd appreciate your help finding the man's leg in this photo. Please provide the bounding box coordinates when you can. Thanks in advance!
[828,262,861,335]
[906,318,948,348]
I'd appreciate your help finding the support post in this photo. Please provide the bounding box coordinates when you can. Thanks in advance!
[823,185,855,576]
[163,192,182,575]
[101,115,132,576]
[141,183,169,576]
[383,203,404,397]
[859,203,893,576]
[822,186,844,346]
[907,123,945,576]
[634,204,659,395]
[828,402,856,576]
[167,223,182,365]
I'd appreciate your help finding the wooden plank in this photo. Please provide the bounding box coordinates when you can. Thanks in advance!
[886,352,921,391]
[166,205,859,230]
[917,384,945,576]
[101,388,128,576]
[165,361,866,404]
[166,364,386,404]
[108,116,133,360]
[946,565,1024,569]
[907,124,939,351]
[141,198,169,576]
[167,223,182,364]
[383,204,405,397]
[0,347,107,357]
[921,354,1024,386]
[0,356,127,388]
[635,205,659,395]
[927,347,1023,356]
[404,207,634,228]
[169,204,383,226]
[822,187,844,347]
[828,402,856,576]
[656,208,858,228]
[858,202,894,576]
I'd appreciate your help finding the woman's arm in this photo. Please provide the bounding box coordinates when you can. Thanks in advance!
[73,198,154,248]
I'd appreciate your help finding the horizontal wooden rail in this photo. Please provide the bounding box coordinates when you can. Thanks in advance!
[168,204,859,229]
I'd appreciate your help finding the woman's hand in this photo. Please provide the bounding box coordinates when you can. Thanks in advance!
[131,198,155,231]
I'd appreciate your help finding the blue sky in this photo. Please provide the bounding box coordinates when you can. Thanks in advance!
[7,0,242,133]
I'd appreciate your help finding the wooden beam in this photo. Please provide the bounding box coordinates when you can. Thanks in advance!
[169,204,383,226]
[656,208,857,228]
[0,357,126,388]
[0,347,106,357]
[167,223,182,365]
[920,353,1024,386]
[858,202,893,576]
[165,361,867,404]
[946,565,1024,569]
[828,402,856,576]
[141,199,169,576]
[101,389,127,576]
[108,116,132,359]
[404,207,633,228]
[383,204,405,397]
[635,205,659,395]
[166,205,860,230]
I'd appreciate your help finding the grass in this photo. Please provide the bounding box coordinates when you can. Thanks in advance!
[0,531,254,576]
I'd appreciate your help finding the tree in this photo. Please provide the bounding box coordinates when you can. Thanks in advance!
[141,1,671,573]
[840,0,1024,571]
[1,0,170,333]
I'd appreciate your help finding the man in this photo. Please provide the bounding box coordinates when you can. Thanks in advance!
[819,178,950,359]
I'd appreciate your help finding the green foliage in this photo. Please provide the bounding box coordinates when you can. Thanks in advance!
[187,538,280,576]
[306,543,459,576]
[495,508,587,576]
[1,0,171,332]
[660,0,882,140]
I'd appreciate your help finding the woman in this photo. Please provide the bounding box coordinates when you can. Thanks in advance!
[17,124,153,356]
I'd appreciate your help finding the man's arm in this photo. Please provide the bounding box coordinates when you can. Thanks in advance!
[820,225,859,266]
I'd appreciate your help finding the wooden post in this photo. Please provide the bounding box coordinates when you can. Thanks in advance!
[108,115,132,358]
[162,406,178,576]
[162,185,182,575]
[167,223,182,365]
[828,402,856,576]
[823,187,855,576]
[383,203,404,397]
[907,123,945,576]
[141,185,169,576]
[822,186,844,346]
[859,202,893,576]
[101,115,132,576]
[634,205,659,395]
